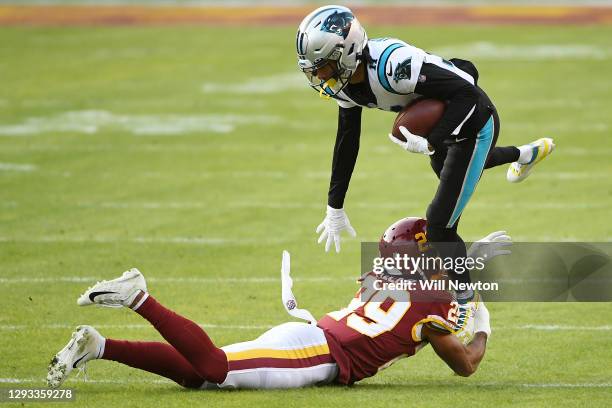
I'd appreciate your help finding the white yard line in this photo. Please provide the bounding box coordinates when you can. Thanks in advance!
[0,234,609,245]
[515,324,612,331]
[0,376,610,388]
[0,276,347,284]
[433,42,611,61]
[0,324,610,332]
[0,236,290,245]
[0,323,273,331]
[2,144,610,157]
[3,200,608,210]
[375,381,612,388]
[0,110,281,136]
[202,72,307,95]
[0,162,37,172]
[1,170,605,182]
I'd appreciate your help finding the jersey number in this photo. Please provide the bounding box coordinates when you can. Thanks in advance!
[327,291,411,338]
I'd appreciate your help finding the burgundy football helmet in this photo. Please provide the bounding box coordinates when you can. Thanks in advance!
[379,217,440,278]
[379,217,428,258]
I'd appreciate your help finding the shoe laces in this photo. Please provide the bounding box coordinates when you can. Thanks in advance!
[80,280,104,297]
[75,362,89,381]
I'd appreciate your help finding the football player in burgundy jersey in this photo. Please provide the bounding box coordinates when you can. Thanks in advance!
[296,5,554,301]
[47,218,506,390]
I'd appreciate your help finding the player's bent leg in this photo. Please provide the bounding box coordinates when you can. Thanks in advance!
[426,115,496,300]
[444,115,495,228]
[482,110,521,169]
[484,146,520,169]
[48,327,206,389]
[76,270,229,384]
[102,339,205,389]
[203,322,338,389]
[135,295,229,384]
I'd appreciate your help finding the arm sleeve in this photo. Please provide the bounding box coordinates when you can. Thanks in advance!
[414,61,480,150]
[328,106,362,209]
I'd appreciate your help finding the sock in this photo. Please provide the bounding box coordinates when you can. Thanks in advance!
[484,146,520,169]
[518,144,537,164]
[135,296,228,384]
[103,340,205,388]
[97,336,106,359]
[131,291,149,311]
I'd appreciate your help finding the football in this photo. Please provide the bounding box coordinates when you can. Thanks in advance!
[391,98,446,141]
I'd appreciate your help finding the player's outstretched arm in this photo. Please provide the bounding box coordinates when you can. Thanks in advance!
[316,106,361,253]
[423,326,487,377]
[422,303,491,377]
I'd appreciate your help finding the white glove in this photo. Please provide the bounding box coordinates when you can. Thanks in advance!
[467,231,512,262]
[473,302,491,338]
[388,126,434,155]
[316,205,356,253]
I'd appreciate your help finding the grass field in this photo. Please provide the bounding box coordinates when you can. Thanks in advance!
[1,21,611,407]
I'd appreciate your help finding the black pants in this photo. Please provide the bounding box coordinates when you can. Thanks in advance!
[426,109,519,286]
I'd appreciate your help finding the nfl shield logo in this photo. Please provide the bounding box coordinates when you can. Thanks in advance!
[286,299,297,310]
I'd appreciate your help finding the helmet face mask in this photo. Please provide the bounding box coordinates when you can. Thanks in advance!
[300,56,353,98]
[296,6,367,98]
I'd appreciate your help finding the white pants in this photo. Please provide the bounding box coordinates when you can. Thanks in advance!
[202,322,338,389]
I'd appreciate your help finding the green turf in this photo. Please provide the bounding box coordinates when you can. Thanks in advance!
[0,24,611,407]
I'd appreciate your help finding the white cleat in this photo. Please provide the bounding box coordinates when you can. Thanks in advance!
[47,325,105,389]
[507,137,555,183]
[77,268,148,308]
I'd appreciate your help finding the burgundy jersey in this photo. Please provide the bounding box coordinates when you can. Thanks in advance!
[317,272,459,384]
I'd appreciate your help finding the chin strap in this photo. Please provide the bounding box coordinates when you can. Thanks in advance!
[319,78,337,100]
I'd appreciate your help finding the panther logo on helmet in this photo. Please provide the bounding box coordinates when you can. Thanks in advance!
[320,11,354,39]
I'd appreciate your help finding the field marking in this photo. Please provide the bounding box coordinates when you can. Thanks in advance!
[0,234,609,245]
[517,324,612,331]
[507,122,609,133]
[0,276,348,284]
[2,377,609,388]
[202,72,307,95]
[0,169,607,182]
[0,323,274,331]
[66,200,608,211]
[229,201,610,210]
[433,42,611,60]
[0,162,37,172]
[1,144,611,157]
[512,235,612,242]
[0,236,292,245]
[1,323,611,332]
[372,381,612,389]
[0,143,318,154]
[507,98,598,110]
[0,110,281,136]
[0,378,171,385]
